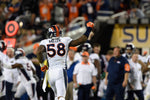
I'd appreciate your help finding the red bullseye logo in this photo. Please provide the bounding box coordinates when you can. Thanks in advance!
[5,21,19,37]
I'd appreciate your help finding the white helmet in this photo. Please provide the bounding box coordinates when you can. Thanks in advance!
[15,48,25,59]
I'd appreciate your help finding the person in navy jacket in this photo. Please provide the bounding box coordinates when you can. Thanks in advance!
[105,46,130,100]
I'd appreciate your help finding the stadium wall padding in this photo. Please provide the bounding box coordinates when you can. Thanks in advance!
[91,22,114,54]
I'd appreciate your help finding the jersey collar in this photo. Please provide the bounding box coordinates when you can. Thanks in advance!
[81,61,90,65]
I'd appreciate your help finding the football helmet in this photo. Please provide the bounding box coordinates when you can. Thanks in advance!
[125,43,135,59]
[15,48,25,59]
[125,43,135,50]
[47,25,62,38]
[81,43,92,54]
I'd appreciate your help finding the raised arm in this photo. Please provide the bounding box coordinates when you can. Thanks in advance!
[69,22,94,47]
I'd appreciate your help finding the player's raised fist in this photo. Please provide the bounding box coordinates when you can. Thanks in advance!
[86,22,94,28]
[41,65,48,72]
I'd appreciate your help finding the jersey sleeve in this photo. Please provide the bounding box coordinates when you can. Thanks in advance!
[90,54,99,60]
[123,58,130,72]
[73,63,79,75]
[107,57,113,72]
[40,40,46,46]
[17,75,21,82]
[15,59,23,64]
[3,61,12,69]
[91,63,97,76]
[29,60,36,71]
[128,60,133,72]
[65,37,72,46]
[90,53,99,63]
[146,55,150,63]
[139,65,143,82]
[3,58,17,69]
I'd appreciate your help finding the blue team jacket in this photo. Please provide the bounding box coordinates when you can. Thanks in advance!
[107,56,130,84]
[67,61,79,83]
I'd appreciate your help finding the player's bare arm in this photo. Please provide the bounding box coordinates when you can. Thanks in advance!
[12,63,23,68]
[142,61,150,73]
[69,22,94,47]
[69,35,88,46]
[37,45,48,72]
[73,74,78,88]
[37,45,46,63]
[92,76,97,91]
[138,60,147,73]
[105,72,108,85]
[94,59,101,80]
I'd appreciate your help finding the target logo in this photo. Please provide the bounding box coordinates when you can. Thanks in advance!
[5,21,19,37]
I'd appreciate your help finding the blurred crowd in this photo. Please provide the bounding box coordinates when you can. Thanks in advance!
[0,0,150,48]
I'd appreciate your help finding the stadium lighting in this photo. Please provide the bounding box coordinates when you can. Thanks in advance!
[19,21,23,28]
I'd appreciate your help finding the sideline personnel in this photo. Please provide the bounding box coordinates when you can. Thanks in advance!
[73,51,97,100]
[127,53,144,100]
[105,46,130,100]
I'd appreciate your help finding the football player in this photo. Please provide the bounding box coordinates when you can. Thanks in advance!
[4,48,38,100]
[122,43,135,59]
[0,40,7,99]
[3,47,19,100]
[37,21,94,100]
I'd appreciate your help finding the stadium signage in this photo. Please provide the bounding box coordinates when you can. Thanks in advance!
[5,21,19,37]
[111,24,150,48]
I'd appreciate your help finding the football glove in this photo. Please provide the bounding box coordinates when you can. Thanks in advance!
[40,60,48,72]
[41,65,48,72]
[86,21,94,28]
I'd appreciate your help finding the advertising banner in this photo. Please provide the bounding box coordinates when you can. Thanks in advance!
[111,24,150,48]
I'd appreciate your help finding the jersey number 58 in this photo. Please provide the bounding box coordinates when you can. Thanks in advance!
[47,43,66,57]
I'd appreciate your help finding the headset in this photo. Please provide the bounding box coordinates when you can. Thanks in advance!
[114,46,123,54]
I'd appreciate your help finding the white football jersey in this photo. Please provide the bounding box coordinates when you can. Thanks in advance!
[0,51,9,76]
[146,55,150,63]
[127,59,143,90]
[3,57,19,83]
[40,37,72,68]
[0,52,4,73]
[90,53,100,63]
[15,57,36,83]
[0,51,8,67]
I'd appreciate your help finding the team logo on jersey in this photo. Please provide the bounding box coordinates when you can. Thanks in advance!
[48,28,53,32]
[117,61,121,64]
[125,64,130,71]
